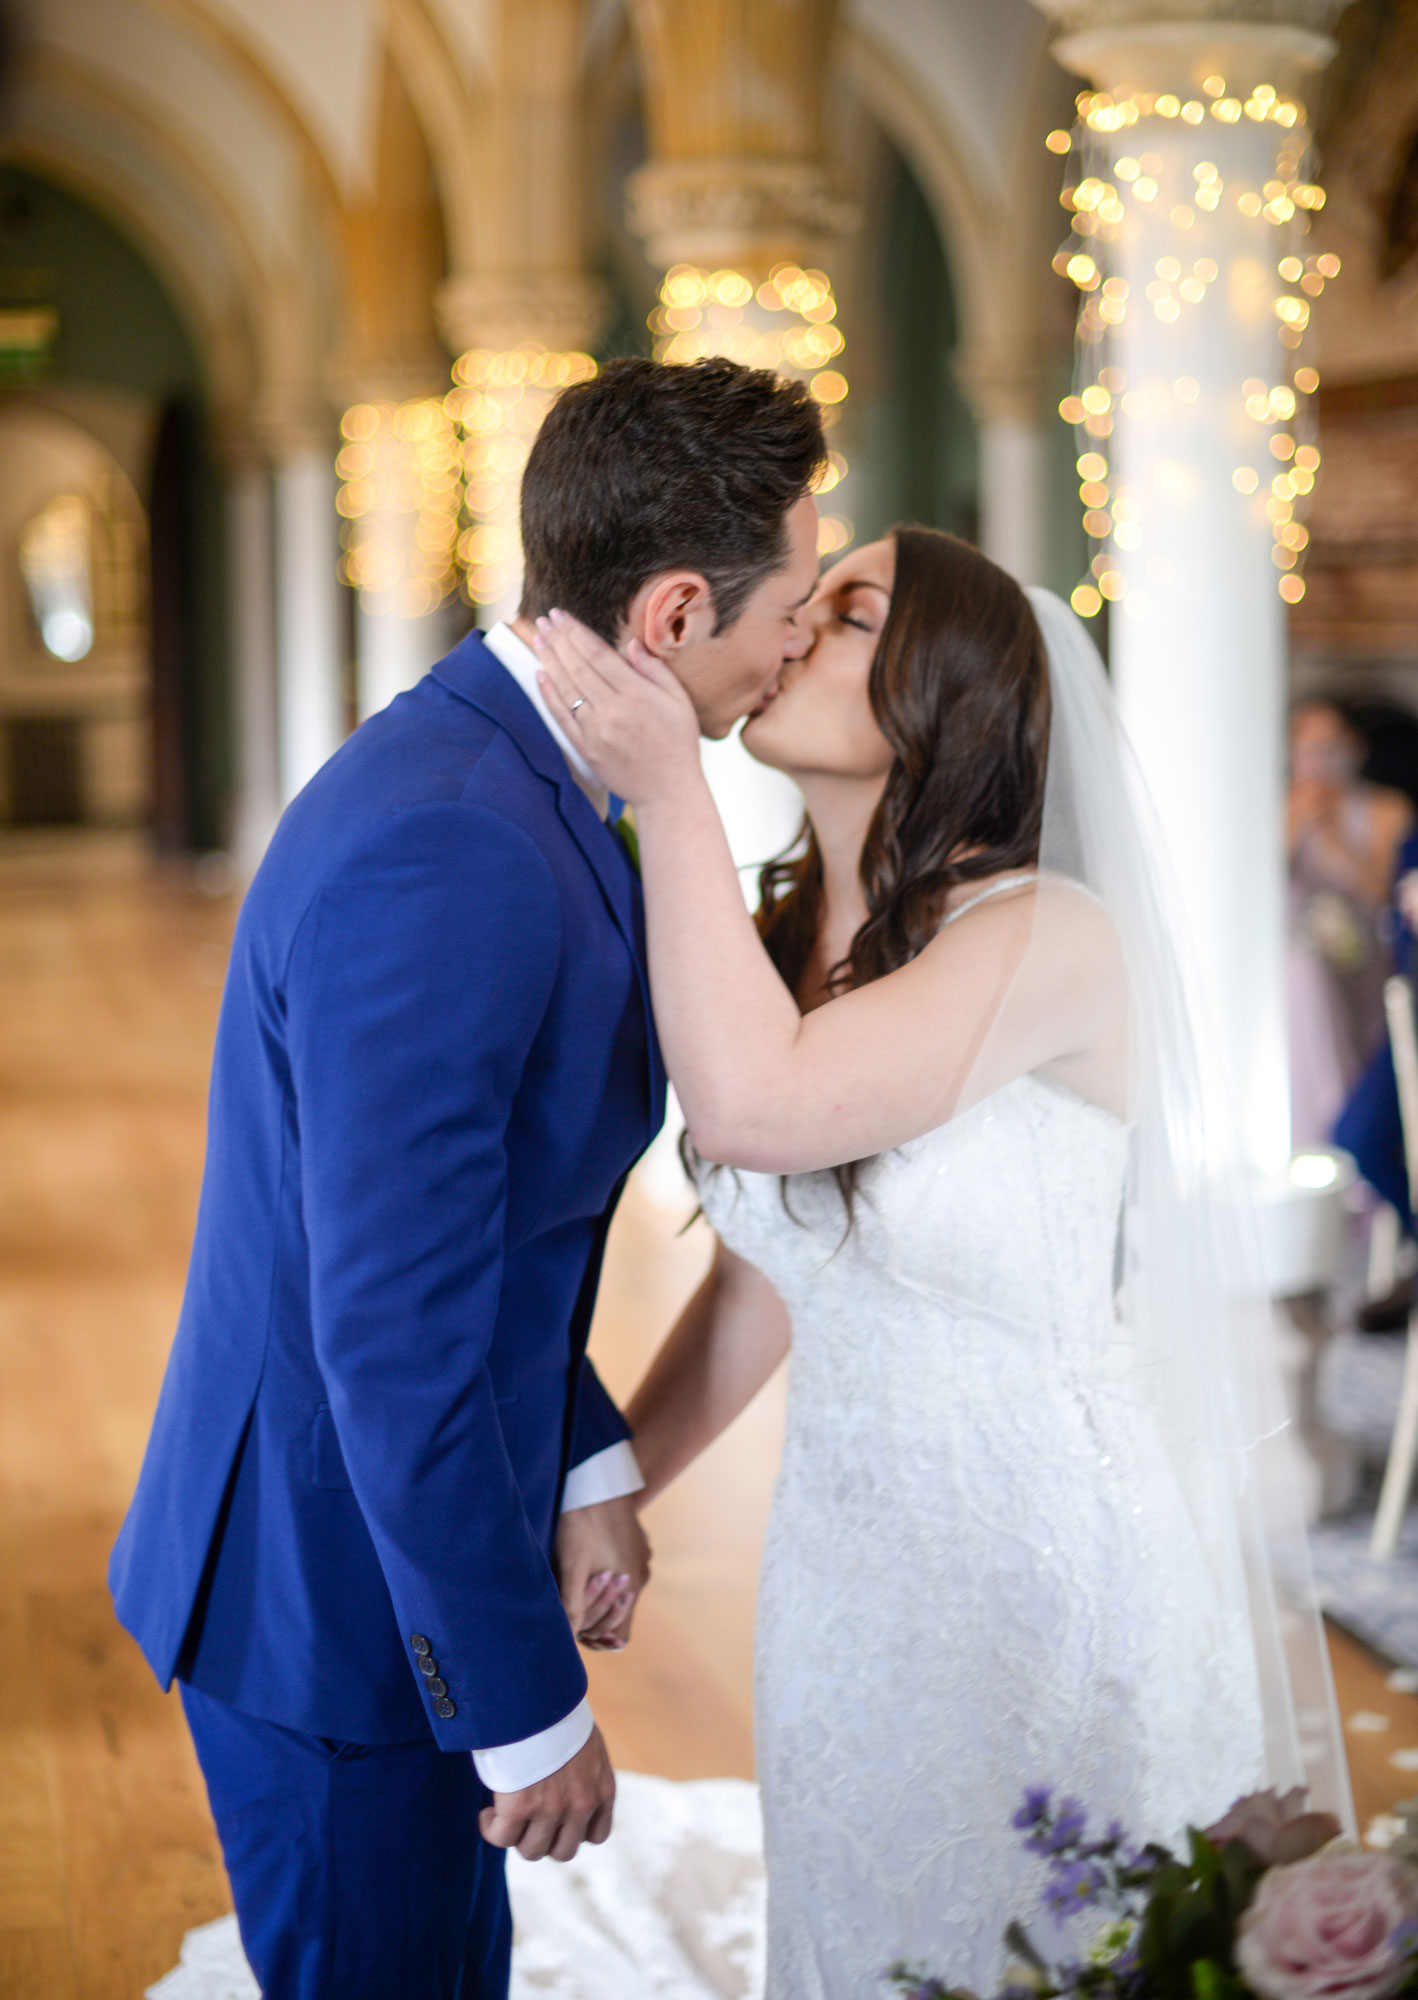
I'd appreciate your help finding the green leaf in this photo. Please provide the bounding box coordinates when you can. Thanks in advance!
[1003,1922,1050,1976]
[1191,1957,1243,2000]
[614,813,641,874]
[1187,1831,1222,1890]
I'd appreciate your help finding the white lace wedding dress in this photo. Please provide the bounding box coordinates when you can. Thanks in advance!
[696,963,1268,1994]
[152,1056,1268,2000]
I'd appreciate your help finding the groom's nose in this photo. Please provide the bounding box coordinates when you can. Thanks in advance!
[782,619,812,662]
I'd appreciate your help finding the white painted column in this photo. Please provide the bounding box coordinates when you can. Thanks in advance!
[355,594,440,722]
[273,444,344,803]
[1051,24,1336,1179]
[1105,109,1295,1174]
[978,416,1048,586]
[1043,20,1360,1558]
[227,456,280,872]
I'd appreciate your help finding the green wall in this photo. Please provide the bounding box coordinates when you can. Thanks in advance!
[851,150,979,547]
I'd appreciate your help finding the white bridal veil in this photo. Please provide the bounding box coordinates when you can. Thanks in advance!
[1017,587,1352,1827]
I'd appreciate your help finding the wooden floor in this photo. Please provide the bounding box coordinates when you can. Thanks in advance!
[1,830,1416,1999]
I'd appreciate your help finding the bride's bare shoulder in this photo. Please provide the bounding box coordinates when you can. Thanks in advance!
[926,872,1123,967]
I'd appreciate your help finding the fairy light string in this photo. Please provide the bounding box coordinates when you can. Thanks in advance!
[338,349,598,617]
[1047,76,1334,618]
[445,347,597,610]
[338,266,855,607]
[337,398,464,617]
[650,262,853,557]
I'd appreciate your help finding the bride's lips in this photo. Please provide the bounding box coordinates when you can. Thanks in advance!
[745,680,782,724]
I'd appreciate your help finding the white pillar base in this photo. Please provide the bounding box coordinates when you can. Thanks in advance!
[274,447,344,804]
[978,418,1047,586]
[355,600,442,723]
[227,460,280,874]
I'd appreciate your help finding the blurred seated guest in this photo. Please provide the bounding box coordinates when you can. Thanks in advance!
[1288,700,1413,1147]
[1335,832,1418,1331]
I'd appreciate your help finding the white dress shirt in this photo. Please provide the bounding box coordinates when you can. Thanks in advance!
[471,622,644,1789]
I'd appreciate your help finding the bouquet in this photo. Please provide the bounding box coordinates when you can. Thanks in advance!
[889,1788,1418,2000]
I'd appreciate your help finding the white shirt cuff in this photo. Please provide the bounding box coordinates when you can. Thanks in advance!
[473,1696,595,1792]
[560,1440,646,1513]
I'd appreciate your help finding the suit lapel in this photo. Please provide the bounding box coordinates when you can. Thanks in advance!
[432,634,667,1115]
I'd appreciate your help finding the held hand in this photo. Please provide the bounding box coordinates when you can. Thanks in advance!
[532,609,700,808]
[554,1494,652,1652]
[479,1725,616,1862]
[1288,775,1342,846]
[1397,870,1418,936]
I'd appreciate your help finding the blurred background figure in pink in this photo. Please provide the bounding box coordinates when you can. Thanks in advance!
[1288,700,1412,1147]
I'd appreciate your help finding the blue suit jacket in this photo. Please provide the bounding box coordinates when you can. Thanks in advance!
[1334,828,1418,1230]
[110,633,666,1751]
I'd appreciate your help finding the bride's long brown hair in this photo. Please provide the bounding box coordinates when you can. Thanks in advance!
[752,524,1052,1215]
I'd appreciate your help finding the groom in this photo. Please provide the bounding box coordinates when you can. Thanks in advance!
[111,355,825,1998]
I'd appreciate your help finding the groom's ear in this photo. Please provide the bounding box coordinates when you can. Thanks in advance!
[624,571,715,663]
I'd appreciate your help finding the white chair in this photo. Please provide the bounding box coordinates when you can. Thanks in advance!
[1367,1200,1403,1302]
[1369,975,1418,1559]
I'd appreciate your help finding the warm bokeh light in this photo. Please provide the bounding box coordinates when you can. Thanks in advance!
[651,262,854,551]
[339,350,599,614]
[1053,78,1330,610]
[448,347,597,608]
[336,397,464,616]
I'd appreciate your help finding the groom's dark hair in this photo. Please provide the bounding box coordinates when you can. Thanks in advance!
[519,357,827,641]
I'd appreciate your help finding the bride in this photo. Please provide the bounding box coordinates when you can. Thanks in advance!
[532,526,1350,1997]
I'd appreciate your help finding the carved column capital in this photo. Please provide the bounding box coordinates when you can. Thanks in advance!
[323,353,449,411]
[1031,0,1345,37]
[434,271,609,356]
[953,352,1054,429]
[626,158,858,277]
[1031,0,1342,93]
[248,396,335,461]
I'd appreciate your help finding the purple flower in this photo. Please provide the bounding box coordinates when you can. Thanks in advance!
[1392,1917,1418,1956]
[1013,1787,1053,1831]
[1043,1861,1104,1915]
[1042,1800,1088,1855]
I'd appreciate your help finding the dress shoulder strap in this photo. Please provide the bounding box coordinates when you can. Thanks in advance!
[940,871,1039,929]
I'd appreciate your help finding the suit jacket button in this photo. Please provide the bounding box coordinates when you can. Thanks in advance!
[410,1634,430,1656]
[418,1655,439,1677]
[434,1697,456,1720]
[426,1677,447,1698]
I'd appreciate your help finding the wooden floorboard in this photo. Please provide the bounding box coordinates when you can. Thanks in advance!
[1,828,1415,2000]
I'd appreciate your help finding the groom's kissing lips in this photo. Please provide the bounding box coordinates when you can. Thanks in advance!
[747,680,781,722]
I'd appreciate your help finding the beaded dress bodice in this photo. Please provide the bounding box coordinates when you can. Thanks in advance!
[698,1061,1264,1998]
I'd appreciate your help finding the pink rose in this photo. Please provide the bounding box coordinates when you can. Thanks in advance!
[1236,1849,1418,2000]
[1204,1789,1341,1866]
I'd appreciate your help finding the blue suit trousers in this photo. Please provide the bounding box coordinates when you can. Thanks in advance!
[180,1683,512,1999]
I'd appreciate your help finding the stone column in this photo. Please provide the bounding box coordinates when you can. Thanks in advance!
[1032,0,1358,1548]
[353,590,434,724]
[272,436,345,804]
[960,363,1050,585]
[331,47,458,720]
[225,449,281,871]
[1034,0,1342,1178]
[432,0,607,629]
[334,391,461,721]
[623,0,856,891]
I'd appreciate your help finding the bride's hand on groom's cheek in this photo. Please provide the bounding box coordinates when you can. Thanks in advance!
[532,609,698,807]
[554,1495,652,1652]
